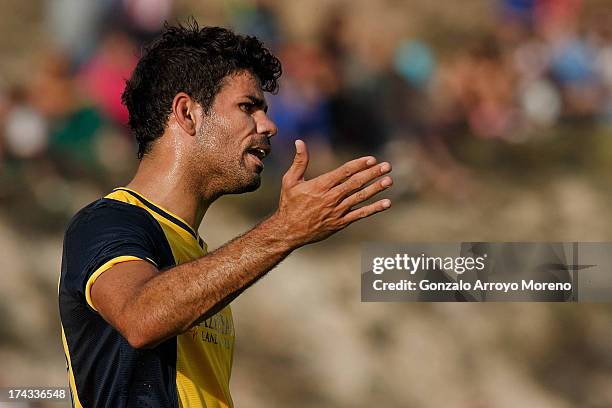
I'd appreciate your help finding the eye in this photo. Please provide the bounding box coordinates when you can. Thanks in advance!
[239,102,254,113]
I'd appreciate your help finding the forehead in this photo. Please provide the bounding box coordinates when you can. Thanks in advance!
[216,70,264,101]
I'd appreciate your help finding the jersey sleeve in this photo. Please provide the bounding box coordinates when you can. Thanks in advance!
[62,200,165,311]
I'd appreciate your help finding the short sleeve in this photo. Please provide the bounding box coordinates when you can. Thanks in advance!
[61,199,166,311]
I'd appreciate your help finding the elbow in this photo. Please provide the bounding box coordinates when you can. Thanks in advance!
[116,307,161,349]
[116,304,172,349]
[125,332,155,350]
[121,323,159,350]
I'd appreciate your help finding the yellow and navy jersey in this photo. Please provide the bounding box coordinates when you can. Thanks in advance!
[59,187,235,408]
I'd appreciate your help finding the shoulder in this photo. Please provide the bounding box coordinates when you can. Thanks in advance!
[61,197,173,296]
[62,198,170,262]
[65,198,159,240]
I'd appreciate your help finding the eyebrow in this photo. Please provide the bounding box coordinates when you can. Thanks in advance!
[245,95,268,113]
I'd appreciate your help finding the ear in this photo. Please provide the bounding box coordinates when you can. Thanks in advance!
[171,92,199,136]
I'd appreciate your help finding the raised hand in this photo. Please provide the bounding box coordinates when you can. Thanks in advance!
[273,139,392,248]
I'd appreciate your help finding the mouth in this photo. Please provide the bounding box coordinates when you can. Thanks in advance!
[245,145,271,171]
[247,147,269,160]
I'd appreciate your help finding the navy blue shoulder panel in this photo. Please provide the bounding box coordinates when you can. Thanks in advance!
[59,198,178,408]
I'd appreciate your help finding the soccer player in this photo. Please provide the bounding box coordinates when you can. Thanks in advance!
[59,22,392,407]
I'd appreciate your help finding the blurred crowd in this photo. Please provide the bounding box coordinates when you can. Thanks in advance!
[1,0,611,225]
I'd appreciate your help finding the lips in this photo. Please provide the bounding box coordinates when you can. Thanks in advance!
[245,144,271,170]
[247,147,269,160]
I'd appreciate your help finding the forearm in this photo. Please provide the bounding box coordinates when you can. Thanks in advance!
[125,214,294,348]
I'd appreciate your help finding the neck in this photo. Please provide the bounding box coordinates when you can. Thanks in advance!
[126,155,217,231]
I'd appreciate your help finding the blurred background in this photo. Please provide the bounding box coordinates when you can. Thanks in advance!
[1,0,612,406]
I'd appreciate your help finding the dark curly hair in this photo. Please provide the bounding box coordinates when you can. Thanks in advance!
[122,20,282,159]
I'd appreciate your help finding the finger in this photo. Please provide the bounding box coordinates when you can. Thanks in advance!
[282,140,309,187]
[315,155,377,189]
[343,199,391,224]
[330,162,391,201]
[338,176,393,212]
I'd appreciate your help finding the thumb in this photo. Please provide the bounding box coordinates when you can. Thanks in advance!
[283,139,309,186]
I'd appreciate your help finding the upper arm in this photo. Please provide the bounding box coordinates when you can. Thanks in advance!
[90,259,158,336]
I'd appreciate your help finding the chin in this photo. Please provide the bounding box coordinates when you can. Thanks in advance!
[243,175,261,192]
[227,174,261,195]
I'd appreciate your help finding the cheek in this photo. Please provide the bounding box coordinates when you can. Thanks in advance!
[198,118,230,149]
[198,110,253,156]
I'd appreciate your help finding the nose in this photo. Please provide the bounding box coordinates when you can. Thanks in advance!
[254,111,278,138]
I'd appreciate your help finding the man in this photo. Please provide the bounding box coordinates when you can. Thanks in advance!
[59,22,392,408]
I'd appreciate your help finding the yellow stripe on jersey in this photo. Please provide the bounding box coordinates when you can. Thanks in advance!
[61,326,84,408]
[84,255,148,311]
[106,189,199,260]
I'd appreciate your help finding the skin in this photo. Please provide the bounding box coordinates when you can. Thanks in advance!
[91,70,393,349]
